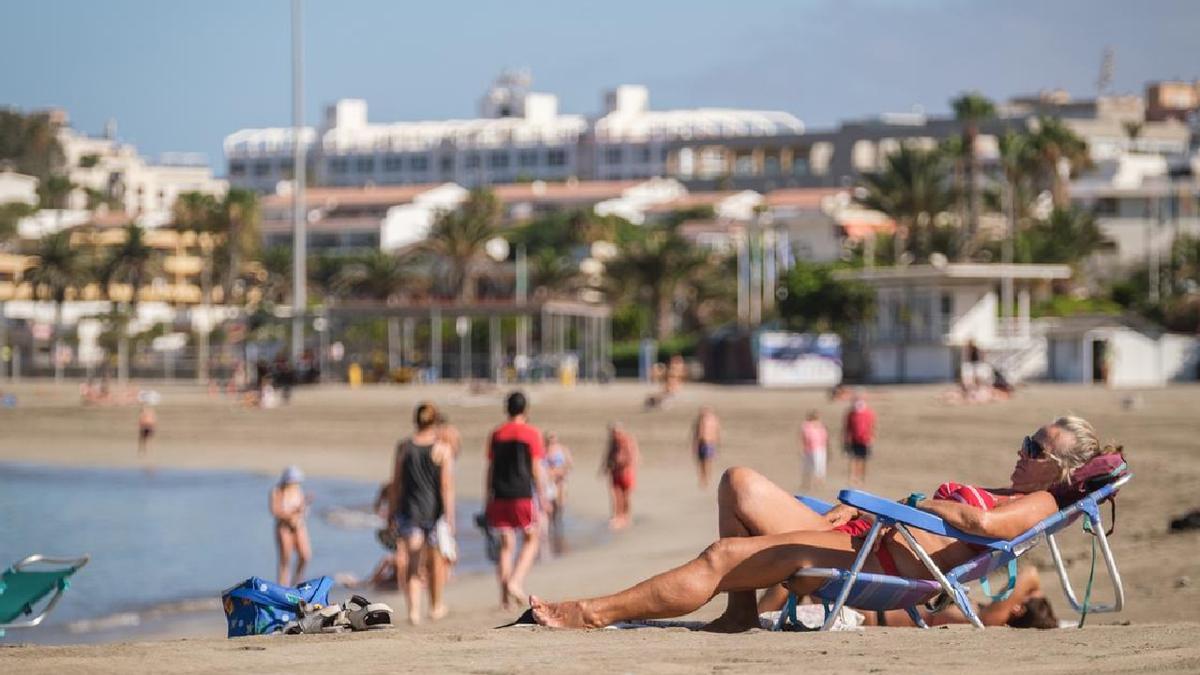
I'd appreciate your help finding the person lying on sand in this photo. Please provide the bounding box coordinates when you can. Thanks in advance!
[527,416,1118,630]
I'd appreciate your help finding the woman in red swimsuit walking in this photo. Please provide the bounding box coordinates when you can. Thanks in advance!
[529,415,1119,629]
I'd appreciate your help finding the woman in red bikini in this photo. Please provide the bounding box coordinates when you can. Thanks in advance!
[530,415,1119,629]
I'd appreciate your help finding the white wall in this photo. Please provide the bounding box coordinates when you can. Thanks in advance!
[868,344,954,382]
[0,172,39,206]
[380,183,469,251]
[946,287,996,345]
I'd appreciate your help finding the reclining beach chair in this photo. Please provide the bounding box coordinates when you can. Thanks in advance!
[0,555,90,637]
[778,471,1130,631]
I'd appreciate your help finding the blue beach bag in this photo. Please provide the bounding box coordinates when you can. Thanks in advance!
[221,576,334,637]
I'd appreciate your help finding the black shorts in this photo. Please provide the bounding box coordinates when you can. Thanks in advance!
[139,426,154,440]
[847,442,871,459]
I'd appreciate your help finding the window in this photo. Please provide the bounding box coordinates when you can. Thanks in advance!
[519,150,539,167]
[637,146,653,163]
[547,149,567,167]
[229,161,246,176]
[253,161,271,176]
[489,151,510,168]
[464,153,480,169]
[355,156,375,173]
[410,154,429,172]
[440,155,455,173]
[383,155,405,172]
[604,147,623,165]
[791,157,809,176]
[329,158,349,174]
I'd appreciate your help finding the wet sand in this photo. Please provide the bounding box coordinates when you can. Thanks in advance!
[1,380,1198,673]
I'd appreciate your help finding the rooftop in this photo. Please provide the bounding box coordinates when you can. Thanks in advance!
[837,263,1072,284]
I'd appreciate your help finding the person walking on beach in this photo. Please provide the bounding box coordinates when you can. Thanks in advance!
[799,410,828,491]
[485,391,547,608]
[692,406,721,487]
[543,432,573,553]
[136,404,156,456]
[843,390,876,487]
[604,422,639,530]
[269,466,311,586]
[388,402,455,624]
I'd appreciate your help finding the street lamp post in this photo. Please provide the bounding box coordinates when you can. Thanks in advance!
[290,0,307,363]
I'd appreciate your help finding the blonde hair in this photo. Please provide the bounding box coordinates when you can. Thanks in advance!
[1048,415,1121,483]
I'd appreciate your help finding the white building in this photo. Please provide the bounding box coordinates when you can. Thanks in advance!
[224,73,805,192]
[1071,151,1200,270]
[1044,315,1199,387]
[838,263,1072,383]
[0,169,39,206]
[57,122,227,225]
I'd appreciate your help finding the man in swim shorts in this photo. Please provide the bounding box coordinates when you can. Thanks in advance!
[485,391,547,608]
[692,406,720,487]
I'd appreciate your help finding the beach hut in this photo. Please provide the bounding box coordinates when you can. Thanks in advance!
[1043,315,1200,387]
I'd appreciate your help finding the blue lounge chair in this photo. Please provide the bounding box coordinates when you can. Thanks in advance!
[777,475,1130,631]
[0,555,90,637]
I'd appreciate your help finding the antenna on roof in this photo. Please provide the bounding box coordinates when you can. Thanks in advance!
[1097,46,1115,97]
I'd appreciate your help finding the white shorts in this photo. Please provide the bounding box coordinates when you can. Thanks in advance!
[802,449,827,479]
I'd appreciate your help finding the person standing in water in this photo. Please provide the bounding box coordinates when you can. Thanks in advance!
[543,432,574,553]
[692,406,721,487]
[604,423,640,530]
[389,402,455,624]
[137,405,156,456]
[485,391,547,608]
[269,466,311,586]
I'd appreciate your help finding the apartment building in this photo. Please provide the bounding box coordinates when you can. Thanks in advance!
[224,72,804,193]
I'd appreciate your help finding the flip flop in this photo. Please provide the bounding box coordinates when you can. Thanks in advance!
[495,608,537,628]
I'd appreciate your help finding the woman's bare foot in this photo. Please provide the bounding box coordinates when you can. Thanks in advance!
[408,607,421,626]
[529,595,599,628]
[429,604,448,621]
[700,611,761,633]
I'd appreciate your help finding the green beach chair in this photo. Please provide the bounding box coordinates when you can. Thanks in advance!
[0,555,90,637]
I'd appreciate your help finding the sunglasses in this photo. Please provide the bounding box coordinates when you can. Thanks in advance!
[1021,435,1046,460]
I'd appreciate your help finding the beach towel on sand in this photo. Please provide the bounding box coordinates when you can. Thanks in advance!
[222,576,334,637]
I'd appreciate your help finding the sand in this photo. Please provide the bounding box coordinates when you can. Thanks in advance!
[1,380,1198,673]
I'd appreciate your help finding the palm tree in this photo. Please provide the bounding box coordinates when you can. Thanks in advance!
[105,224,157,306]
[607,222,709,341]
[855,144,954,263]
[422,189,501,302]
[951,92,996,254]
[352,251,411,303]
[257,245,292,305]
[26,231,84,380]
[997,131,1041,227]
[528,247,578,297]
[1016,207,1108,265]
[1028,117,1090,209]
[215,188,261,303]
[37,174,75,209]
[172,191,220,231]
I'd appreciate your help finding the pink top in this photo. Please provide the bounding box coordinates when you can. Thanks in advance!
[801,420,828,454]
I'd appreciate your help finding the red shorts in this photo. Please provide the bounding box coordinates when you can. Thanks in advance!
[486,497,536,530]
[611,469,635,491]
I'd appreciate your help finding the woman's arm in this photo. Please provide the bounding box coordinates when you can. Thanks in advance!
[269,487,285,519]
[439,447,455,534]
[915,491,1057,540]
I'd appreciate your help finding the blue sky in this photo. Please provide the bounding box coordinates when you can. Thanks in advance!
[4,0,1197,174]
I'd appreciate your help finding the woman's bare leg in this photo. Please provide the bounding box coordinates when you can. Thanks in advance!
[292,524,311,584]
[706,467,835,632]
[276,524,295,586]
[403,531,426,624]
[531,530,861,628]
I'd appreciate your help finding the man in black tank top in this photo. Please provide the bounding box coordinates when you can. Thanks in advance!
[388,402,455,625]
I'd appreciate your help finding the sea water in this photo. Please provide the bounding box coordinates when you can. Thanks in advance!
[0,463,491,643]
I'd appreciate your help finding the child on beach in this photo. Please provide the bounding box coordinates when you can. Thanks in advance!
[543,432,573,553]
[269,466,312,587]
[799,410,828,490]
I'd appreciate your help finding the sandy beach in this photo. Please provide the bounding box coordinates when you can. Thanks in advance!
[1,380,1198,673]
